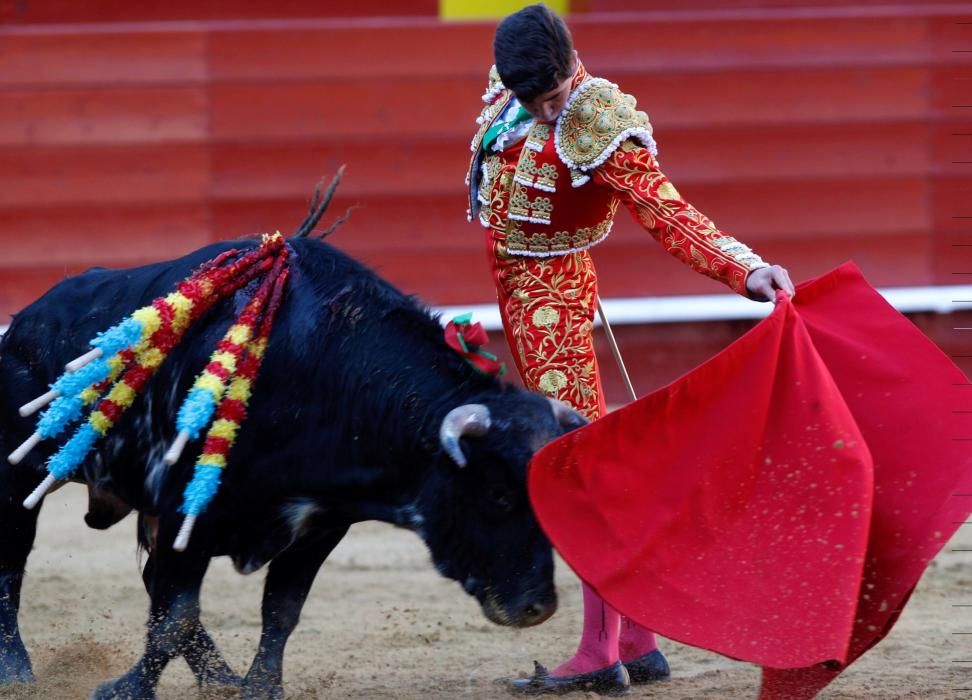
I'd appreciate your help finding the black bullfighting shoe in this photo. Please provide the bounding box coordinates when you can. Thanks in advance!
[508,660,631,696]
[623,649,671,683]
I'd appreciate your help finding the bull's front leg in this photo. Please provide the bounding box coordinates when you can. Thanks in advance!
[242,525,349,700]
[90,546,211,700]
[0,572,31,685]
[140,553,242,691]
[0,465,44,686]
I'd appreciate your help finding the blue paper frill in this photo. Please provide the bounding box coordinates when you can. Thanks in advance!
[180,464,223,516]
[47,422,100,480]
[176,387,218,439]
[92,317,144,356]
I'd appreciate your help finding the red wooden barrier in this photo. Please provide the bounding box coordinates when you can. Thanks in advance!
[1,5,970,386]
[0,0,437,24]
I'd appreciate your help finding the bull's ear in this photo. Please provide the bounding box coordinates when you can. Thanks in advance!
[439,404,492,468]
[547,398,587,431]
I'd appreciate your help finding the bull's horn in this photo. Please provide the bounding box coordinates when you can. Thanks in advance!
[547,398,588,429]
[439,404,491,468]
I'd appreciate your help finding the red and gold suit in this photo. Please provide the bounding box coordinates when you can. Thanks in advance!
[467,63,769,419]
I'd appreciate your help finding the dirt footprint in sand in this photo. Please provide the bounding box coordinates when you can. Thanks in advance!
[0,636,120,699]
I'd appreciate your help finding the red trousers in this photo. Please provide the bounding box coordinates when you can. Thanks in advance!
[486,236,607,420]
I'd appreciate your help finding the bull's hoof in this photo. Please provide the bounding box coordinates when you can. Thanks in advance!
[88,674,156,700]
[0,645,35,686]
[242,685,284,700]
[241,682,284,700]
[197,666,243,691]
[241,675,284,700]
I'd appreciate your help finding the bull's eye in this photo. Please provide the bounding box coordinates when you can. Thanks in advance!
[488,486,513,513]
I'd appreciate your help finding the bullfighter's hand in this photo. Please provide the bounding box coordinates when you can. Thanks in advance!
[746,265,795,303]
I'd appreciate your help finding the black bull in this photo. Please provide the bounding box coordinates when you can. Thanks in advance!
[0,237,585,699]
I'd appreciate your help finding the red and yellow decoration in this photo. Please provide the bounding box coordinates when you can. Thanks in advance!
[175,246,290,550]
[19,233,292,554]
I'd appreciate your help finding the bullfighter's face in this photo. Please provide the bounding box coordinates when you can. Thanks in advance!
[519,75,572,124]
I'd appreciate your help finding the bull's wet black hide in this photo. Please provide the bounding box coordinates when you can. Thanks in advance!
[0,236,582,699]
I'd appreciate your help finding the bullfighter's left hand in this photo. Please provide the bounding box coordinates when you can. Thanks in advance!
[746,265,795,303]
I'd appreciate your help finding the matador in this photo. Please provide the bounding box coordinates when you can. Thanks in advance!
[466,4,794,696]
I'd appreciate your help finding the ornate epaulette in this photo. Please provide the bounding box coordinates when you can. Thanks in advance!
[555,78,657,187]
[467,66,514,221]
[483,65,505,103]
[469,65,513,155]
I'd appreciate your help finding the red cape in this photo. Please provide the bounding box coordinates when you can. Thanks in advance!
[528,263,972,698]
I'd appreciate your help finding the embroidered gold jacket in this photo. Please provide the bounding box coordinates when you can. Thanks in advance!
[466,64,768,295]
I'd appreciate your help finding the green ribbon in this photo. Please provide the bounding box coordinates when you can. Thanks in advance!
[482,105,532,153]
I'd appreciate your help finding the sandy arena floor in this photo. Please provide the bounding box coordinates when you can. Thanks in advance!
[0,486,969,699]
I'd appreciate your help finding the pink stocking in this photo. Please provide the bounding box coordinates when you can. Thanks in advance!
[619,617,658,662]
[551,582,620,676]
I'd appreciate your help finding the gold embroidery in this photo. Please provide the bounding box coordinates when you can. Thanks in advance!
[514,124,558,193]
[481,161,512,231]
[506,221,528,251]
[509,184,531,220]
[711,236,766,268]
[537,162,559,191]
[569,169,590,187]
[470,92,512,156]
[532,196,553,222]
[478,155,501,205]
[526,123,552,151]
[467,81,515,219]
[508,182,554,224]
[538,370,568,395]
[504,213,615,255]
[596,144,767,293]
[550,231,571,251]
[516,149,559,191]
[491,248,603,419]
[518,149,540,181]
[657,181,681,201]
[532,306,560,328]
[557,79,654,171]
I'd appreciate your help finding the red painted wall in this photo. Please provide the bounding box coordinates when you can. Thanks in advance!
[2,4,970,397]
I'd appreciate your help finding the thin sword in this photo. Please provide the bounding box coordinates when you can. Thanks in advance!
[596,297,637,403]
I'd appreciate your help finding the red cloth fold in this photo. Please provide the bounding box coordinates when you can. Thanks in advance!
[527,263,972,698]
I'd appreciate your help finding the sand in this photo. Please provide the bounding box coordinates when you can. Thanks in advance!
[0,485,968,700]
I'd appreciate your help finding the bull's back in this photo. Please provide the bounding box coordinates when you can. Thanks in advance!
[0,241,242,418]
[4,242,241,360]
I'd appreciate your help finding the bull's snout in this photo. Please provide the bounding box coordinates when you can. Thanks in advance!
[519,598,557,627]
[481,590,558,628]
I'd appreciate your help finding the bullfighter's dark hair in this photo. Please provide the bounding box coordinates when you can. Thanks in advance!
[493,3,574,103]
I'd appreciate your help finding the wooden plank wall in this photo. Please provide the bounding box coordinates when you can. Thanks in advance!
[2,4,971,397]
[0,1,438,24]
